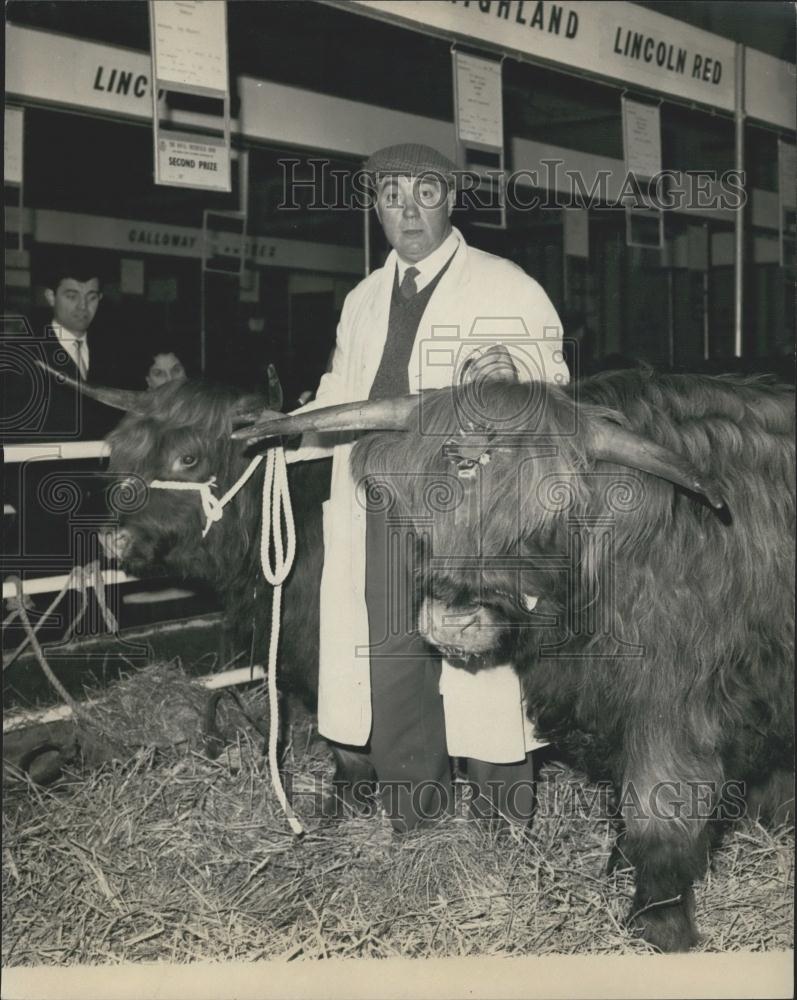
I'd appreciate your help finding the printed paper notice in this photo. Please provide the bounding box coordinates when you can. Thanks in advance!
[151,0,228,95]
[5,107,24,186]
[622,98,662,180]
[157,132,231,191]
[455,52,503,150]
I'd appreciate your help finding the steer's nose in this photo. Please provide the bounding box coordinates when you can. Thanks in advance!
[99,526,132,562]
[428,604,481,644]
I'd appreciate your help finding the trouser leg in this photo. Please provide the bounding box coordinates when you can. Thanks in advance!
[369,653,452,831]
[466,752,537,826]
[365,497,452,833]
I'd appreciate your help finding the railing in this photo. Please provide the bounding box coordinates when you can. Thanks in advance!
[4,441,111,462]
[3,440,137,598]
[3,439,252,728]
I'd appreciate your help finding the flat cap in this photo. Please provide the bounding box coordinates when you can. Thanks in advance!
[363,143,458,181]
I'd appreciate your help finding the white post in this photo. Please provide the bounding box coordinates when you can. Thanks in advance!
[733,43,745,358]
[363,203,371,277]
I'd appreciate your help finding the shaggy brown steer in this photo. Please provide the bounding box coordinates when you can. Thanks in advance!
[49,370,376,806]
[236,368,795,952]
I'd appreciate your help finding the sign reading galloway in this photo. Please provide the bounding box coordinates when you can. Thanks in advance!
[33,209,364,275]
[351,0,736,113]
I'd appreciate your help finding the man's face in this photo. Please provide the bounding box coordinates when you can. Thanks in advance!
[146,352,187,390]
[375,174,454,263]
[45,277,102,335]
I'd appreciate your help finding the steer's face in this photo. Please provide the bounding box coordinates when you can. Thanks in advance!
[349,380,587,666]
[417,566,557,666]
[102,428,211,577]
[100,381,257,581]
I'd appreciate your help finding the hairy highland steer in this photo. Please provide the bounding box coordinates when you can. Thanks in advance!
[102,382,326,703]
[237,368,795,952]
[46,372,334,778]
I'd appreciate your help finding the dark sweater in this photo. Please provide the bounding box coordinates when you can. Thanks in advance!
[368,255,455,400]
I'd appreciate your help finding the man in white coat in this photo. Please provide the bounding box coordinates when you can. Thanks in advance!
[290,143,569,832]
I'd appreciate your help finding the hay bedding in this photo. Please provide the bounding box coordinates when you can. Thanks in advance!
[2,662,793,965]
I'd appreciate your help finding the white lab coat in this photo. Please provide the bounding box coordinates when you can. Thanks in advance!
[291,228,569,759]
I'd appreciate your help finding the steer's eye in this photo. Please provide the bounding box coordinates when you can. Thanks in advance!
[180,455,198,468]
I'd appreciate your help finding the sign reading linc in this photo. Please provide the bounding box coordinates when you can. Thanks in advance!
[93,65,149,98]
[350,0,737,112]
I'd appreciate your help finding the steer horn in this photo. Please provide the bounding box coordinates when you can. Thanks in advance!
[35,361,148,414]
[231,395,419,443]
[588,419,725,509]
[232,389,726,509]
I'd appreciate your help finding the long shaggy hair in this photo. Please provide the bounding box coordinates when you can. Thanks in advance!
[106,380,328,706]
[352,368,795,951]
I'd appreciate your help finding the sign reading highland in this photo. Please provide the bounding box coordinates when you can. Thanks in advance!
[350,1,738,112]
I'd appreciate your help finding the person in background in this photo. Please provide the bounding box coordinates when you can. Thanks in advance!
[1,258,116,441]
[44,263,103,384]
[1,259,114,610]
[145,350,187,390]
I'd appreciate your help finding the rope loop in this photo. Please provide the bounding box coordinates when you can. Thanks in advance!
[260,445,302,835]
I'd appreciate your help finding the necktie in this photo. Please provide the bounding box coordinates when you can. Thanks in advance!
[76,339,88,379]
[399,266,419,300]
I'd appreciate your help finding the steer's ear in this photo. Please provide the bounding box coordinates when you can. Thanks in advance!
[265,364,284,413]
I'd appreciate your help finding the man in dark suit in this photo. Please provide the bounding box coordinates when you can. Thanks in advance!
[2,260,119,442]
[2,261,121,601]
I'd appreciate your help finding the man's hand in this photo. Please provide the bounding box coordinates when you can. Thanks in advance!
[462,344,519,386]
[232,406,283,429]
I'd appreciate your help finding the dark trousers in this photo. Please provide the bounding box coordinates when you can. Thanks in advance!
[360,499,536,832]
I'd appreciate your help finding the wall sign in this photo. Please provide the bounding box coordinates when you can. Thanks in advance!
[5,106,25,251]
[622,97,662,251]
[452,49,506,229]
[454,50,504,149]
[203,209,246,275]
[156,131,231,192]
[4,106,24,185]
[626,206,664,250]
[6,20,794,137]
[149,1,231,193]
[149,0,228,96]
[31,208,364,274]
[622,97,662,180]
[351,1,738,114]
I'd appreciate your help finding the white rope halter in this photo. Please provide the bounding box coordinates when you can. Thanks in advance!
[150,448,303,835]
[150,454,264,537]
